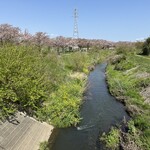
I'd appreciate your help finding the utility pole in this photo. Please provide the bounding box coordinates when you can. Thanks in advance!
[73,8,79,39]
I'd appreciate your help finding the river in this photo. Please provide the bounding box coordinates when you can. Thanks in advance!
[49,63,129,150]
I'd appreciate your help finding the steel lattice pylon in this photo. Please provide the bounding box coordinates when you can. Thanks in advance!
[73,9,79,39]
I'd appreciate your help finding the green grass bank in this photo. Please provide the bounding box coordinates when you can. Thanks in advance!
[101,50,150,150]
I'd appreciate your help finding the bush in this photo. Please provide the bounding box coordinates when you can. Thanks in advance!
[116,44,135,55]
[109,55,126,65]
[100,127,120,150]
[142,37,150,55]
[39,141,49,150]
[63,52,90,72]
[0,45,50,120]
[36,79,84,128]
[114,60,136,71]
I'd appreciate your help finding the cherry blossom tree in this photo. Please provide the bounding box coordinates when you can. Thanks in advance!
[19,29,33,45]
[32,32,49,50]
[0,24,21,44]
[52,36,68,53]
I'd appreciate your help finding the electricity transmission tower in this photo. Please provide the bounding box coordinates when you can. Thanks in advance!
[73,9,79,39]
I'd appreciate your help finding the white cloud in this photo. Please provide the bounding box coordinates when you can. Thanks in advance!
[136,37,146,42]
[48,33,58,38]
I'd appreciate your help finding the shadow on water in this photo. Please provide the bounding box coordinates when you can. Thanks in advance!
[49,63,130,150]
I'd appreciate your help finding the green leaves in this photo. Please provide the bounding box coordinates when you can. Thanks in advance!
[100,127,120,150]
[37,79,83,128]
[142,37,150,56]
[0,43,114,129]
[0,45,48,119]
[106,51,150,149]
[0,43,86,126]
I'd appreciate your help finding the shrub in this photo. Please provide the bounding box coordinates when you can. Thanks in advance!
[100,127,120,150]
[116,44,135,55]
[0,45,49,120]
[63,52,90,72]
[114,60,136,71]
[142,37,150,55]
[39,141,49,150]
[36,79,84,128]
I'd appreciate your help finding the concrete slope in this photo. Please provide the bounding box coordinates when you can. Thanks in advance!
[0,113,53,150]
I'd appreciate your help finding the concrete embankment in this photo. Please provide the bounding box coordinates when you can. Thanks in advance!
[0,112,53,150]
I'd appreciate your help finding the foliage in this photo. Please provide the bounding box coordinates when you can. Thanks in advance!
[128,120,137,135]
[0,43,85,127]
[36,79,84,127]
[114,59,136,71]
[135,41,144,54]
[142,37,150,55]
[39,141,49,150]
[0,45,49,120]
[100,127,120,150]
[62,52,90,72]
[35,49,114,128]
[0,44,67,120]
[0,38,115,129]
[106,49,150,149]
[116,44,136,55]
[33,32,49,51]
[0,24,21,44]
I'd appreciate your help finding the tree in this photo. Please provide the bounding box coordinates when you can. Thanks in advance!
[78,38,91,50]
[0,24,21,44]
[53,36,68,53]
[20,29,33,45]
[142,37,150,55]
[32,32,49,51]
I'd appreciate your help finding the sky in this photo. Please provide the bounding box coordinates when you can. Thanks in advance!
[0,0,150,42]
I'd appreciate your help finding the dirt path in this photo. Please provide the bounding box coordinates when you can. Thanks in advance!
[135,54,150,60]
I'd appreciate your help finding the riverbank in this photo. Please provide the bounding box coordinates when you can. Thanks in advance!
[103,53,150,150]
[48,63,129,150]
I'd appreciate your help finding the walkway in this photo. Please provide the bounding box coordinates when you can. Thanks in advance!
[0,113,53,150]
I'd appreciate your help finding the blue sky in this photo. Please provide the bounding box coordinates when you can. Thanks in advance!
[0,0,150,41]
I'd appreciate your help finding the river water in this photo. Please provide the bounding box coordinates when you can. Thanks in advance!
[49,63,129,150]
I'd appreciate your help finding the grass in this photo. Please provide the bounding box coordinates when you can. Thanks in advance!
[100,127,120,150]
[105,51,150,149]
[37,79,84,127]
[39,141,49,150]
